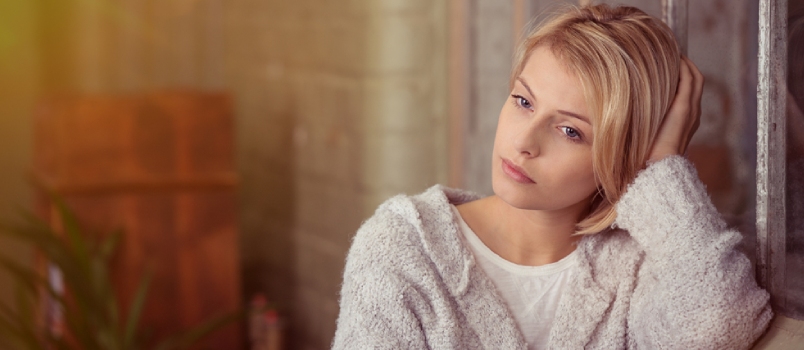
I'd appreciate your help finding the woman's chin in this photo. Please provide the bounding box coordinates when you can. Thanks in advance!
[492,181,542,210]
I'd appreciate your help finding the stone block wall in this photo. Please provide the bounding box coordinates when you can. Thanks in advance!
[226,1,448,349]
[0,1,448,348]
[36,0,225,93]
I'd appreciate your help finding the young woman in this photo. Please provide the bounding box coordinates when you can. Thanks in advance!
[332,4,772,349]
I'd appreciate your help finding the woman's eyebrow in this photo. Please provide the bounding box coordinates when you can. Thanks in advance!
[557,110,591,125]
[516,76,535,98]
[518,76,591,125]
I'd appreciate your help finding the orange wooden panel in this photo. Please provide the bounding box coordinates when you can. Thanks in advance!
[177,192,241,349]
[56,193,241,348]
[33,91,235,189]
[32,91,242,349]
[147,91,235,175]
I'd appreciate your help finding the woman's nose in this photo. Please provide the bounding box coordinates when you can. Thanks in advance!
[512,119,542,158]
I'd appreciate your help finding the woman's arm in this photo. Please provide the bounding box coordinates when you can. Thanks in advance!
[616,57,772,348]
[331,208,429,349]
[616,155,773,348]
[333,270,428,349]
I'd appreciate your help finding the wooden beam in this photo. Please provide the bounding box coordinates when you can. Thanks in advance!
[662,0,689,55]
[756,0,788,310]
[31,173,238,195]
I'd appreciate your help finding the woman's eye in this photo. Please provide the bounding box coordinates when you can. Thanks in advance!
[512,95,532,109]
[560,126,581,140]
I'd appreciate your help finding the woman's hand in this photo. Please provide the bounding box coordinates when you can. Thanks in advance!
[647,56,704,164]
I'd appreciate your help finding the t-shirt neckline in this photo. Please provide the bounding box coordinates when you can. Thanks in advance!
[450,204,578,276]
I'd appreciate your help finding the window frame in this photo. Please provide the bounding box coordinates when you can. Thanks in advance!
[756,0,788,311]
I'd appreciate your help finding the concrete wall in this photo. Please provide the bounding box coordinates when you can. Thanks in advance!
[226,1,448,348]
[0,1,448,349]
[36,0,226,92]
[462,0,513,194]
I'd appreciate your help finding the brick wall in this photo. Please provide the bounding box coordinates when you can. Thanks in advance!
[37,0,225,93]
[226,1,448,349]
[1,1,447,348]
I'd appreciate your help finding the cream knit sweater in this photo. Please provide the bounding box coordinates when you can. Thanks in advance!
[332,156,773,349]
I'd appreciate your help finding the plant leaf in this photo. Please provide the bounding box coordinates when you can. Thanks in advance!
[0,257,101,350]
[0,255,45,296]
[0,203,135,350]
[123,270,152,350]
[6,210,111,337]
[100,229,123,262]
[45,331,82,350]
[51,196,92,272]
[0,301,44,350]
[14,278,36,338]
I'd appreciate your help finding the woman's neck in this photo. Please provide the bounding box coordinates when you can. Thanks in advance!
[457,195,587,266]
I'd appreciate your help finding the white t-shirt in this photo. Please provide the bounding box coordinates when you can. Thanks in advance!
[451,205,577,350]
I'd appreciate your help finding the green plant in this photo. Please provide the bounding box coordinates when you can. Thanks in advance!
[0,198,242,350]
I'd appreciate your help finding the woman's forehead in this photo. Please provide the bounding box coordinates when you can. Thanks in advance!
[518,46,592,123]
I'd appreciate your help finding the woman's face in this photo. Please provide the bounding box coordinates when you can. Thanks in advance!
[491,45,598,214]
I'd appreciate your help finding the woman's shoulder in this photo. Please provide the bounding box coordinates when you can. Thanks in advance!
[352,185,480,243]
[344,185,482,285]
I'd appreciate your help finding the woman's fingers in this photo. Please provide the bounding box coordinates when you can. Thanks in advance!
[689,57,704,153]
[647,56,705,163]
[679,56,703,155]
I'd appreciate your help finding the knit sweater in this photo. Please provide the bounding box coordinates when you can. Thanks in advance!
[332,156,773,349]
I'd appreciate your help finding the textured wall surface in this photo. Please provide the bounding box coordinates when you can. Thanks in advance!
[462,0,513,195]
[0,1,448,348]
[36,0,225,93]
[226,1,448,348]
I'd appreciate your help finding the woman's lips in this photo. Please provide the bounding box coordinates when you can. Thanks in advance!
[501,158,535,184]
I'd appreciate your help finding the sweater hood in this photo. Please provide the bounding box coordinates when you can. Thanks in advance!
[385,184,483,297]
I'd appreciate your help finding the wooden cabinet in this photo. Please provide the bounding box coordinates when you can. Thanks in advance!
[32,91,242,349]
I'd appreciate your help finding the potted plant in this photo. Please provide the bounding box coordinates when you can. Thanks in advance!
[0,197,242,350]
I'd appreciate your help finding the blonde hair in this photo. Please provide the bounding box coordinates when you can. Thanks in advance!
[511,4,681,234]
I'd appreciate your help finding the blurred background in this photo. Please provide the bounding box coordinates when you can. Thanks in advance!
[0,0,800,349]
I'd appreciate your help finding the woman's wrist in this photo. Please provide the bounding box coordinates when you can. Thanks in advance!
[646,150,680,166]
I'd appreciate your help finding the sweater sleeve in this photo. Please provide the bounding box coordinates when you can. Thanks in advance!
[331,205,429,350]
[615,155,773,349]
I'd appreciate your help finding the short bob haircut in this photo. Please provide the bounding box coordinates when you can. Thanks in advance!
[511,5,681,234]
